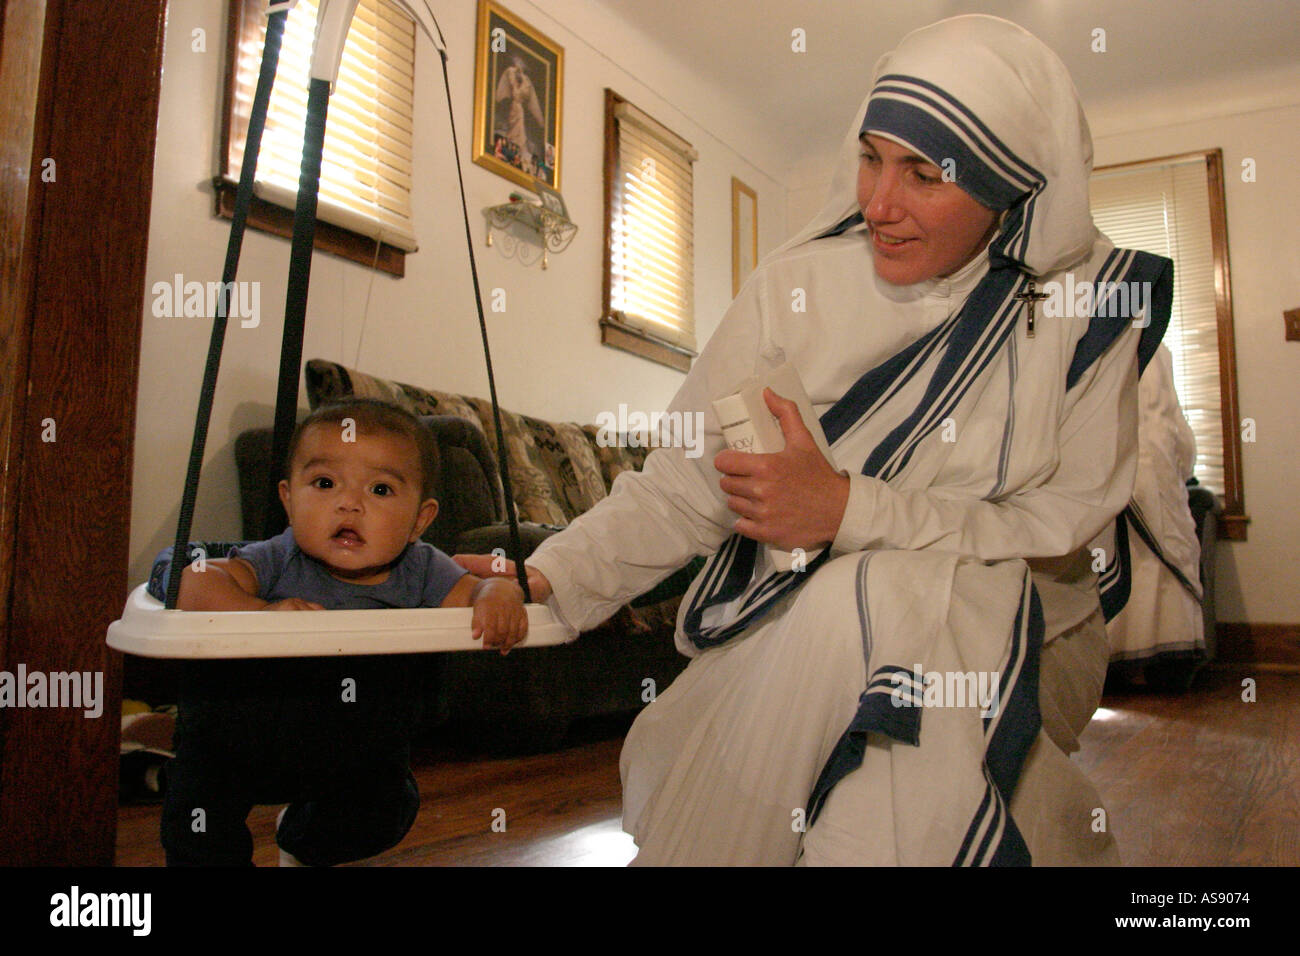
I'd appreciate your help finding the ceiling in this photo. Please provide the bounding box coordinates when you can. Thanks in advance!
[589,0,1300,183]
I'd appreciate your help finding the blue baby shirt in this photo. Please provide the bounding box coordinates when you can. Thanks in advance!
[229,528,466,609]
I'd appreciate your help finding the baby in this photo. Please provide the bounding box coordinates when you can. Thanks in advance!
[161,398,526,866]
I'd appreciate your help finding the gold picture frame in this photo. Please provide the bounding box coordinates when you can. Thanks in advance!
[472,0,564,190]
[732,177,758,296]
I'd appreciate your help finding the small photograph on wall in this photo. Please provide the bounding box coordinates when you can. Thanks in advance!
[732,177,758,296]
[472,0,564,190]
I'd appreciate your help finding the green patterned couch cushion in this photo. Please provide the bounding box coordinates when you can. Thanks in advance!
[305,358,610,525]
[581,425,650,492]
[305,358,481,424]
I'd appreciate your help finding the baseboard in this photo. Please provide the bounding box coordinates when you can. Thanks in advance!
[1214,623,1300,667]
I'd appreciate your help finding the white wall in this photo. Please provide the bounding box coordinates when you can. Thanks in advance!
[1092,101,1300,626]
[786,150,837,240]
[129,0,789,584]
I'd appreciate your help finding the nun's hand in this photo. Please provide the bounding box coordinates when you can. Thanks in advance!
[452,553,553,604]
[714,388,850,552]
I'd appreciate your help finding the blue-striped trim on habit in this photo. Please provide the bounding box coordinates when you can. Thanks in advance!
[1099,509,1133,623]
[1100,498,1202,624]
[682,264,1033,650]
[863,269,1024,482]
[1125,501,1202,600]
[680,541,833,649]
[1066,249,1173,389]
[820,306,963,444]
[862,74,1038,211]
[952,569,1041,866]
[1076,248,1173,625]
[989,181,1047,269]
[805,557,1043,868]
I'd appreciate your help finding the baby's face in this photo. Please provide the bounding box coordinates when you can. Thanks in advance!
[279,424,438,584]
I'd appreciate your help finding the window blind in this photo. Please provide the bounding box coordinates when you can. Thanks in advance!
[609,99,698,352]
[228,0,418,251]
[1090,158,1223,495]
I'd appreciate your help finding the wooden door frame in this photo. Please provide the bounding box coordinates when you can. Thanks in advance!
[0,0,166,865]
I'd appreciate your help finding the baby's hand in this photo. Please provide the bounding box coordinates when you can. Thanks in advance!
[263,598,325,611]
[471,578,528,654]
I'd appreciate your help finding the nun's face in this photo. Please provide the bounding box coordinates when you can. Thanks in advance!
[857,135,1000,286]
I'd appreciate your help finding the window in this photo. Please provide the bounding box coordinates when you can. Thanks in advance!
[601,89,698,372]
[1089,149,1247,539]
[220,0,416,276]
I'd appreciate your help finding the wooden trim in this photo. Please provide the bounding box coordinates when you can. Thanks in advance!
[219,0,240,185]
[1094,150,1224,175]
[1204,149,1247,537]
[0,0,166,865]
[599,318,693,373]
[0,0,51,656]
[213,178,405,277]
[1214,623,1300,667]
[601,89,620,346]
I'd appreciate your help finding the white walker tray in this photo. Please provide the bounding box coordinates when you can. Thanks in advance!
[107,584,575,659]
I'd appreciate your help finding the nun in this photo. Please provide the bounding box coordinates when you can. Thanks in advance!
[472,15,1171,865]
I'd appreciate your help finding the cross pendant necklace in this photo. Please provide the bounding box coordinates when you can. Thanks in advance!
[1014,279,1049,338]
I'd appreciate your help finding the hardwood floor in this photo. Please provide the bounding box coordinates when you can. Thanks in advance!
[115,669,1300,866]
[115,717,637,867]
[1074,666,1300,866]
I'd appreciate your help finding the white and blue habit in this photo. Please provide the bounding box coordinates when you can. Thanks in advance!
[528,14,1170,865]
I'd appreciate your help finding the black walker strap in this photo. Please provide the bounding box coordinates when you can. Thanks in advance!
[165,9,288,608]
[264,76,331,536]
[434,43,532,603]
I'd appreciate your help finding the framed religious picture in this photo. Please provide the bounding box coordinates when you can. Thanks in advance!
[732,177,758,296]
[472,0,565,190]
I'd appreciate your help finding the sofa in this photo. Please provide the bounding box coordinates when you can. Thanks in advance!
[229,358,698,751]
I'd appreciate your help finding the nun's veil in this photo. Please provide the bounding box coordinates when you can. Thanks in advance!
[777,15,1099,280]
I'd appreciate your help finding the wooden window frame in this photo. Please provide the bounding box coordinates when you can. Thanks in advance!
[1095,148,1248,540]
[218,0,409,277]
[600,88,696,372]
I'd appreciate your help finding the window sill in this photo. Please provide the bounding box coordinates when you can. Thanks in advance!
[599,317,695,372]
[212,178,406,277]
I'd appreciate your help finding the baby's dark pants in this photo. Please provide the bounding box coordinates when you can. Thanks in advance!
[161,656,425,867]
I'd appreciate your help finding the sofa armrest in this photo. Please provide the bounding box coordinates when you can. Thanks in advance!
[452,522,563,561]
[1187,484,1217,542]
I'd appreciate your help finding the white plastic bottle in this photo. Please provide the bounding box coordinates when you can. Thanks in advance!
[711,362,835,571]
